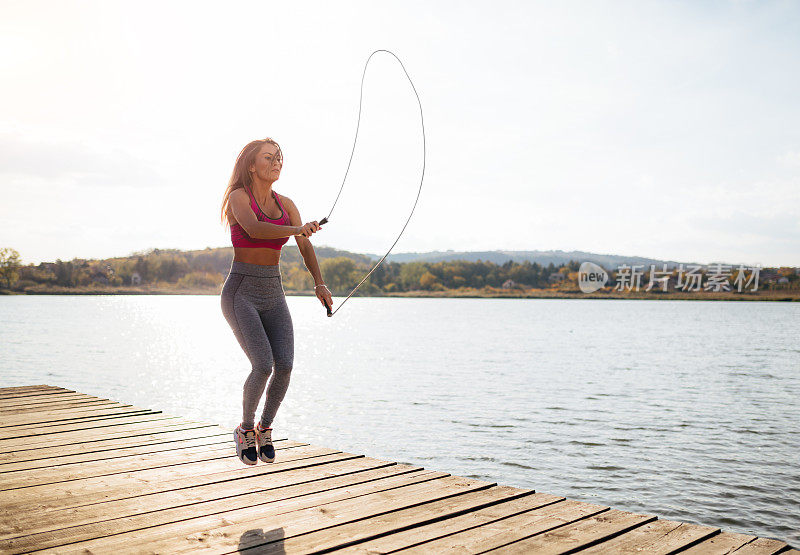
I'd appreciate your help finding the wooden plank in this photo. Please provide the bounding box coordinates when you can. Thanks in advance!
[0,443,336,508]
[1,459,425,545]
[0,432,230,472]
[30,474,493,554]
[0,413,181,442]
[1,451,364,514]
[16,456,405,517]
[0,410,164,436]
[0,395,121,409]
[0,389,77,402]
[0,385,67,397]
[0,388,92,398]
[0,392,82,405]
[577,519,719,554]
[0,418,217,453]
[730,536,792,553]
[0,405,158,428]
[0,399,124,414]
[0,394,109,409]
[479,508,657,554]
[125,475,496,554]
[0,401,153,421]
[0,385,58,393]
[0,442,245,489]
[267,486,548,554]
[681,531,760,553]
[0,426,230,466]
[0,387,75,397]
[381,498,608,554]
[333,491,565,554]
[3,466,449,553]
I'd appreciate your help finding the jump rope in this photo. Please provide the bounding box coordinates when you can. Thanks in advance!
[314,49,427,317]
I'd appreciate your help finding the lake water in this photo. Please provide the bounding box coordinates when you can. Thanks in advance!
[1,295,798,545]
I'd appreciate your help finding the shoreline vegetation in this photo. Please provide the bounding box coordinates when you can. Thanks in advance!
[1,246,798,301]
[3,284,799,301]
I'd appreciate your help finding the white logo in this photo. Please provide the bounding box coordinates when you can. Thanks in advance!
[579,262,608,293]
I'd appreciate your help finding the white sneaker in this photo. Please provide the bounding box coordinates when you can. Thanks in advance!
[233,424,258,465]
[256,423,275,463]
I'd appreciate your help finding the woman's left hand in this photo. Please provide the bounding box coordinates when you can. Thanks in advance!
[315,284,333,310]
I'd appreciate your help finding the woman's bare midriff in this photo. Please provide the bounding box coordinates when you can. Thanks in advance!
[228,214,288,265]
[233,247,282,265]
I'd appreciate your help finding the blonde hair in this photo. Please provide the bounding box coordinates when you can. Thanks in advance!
[220,138,283,229]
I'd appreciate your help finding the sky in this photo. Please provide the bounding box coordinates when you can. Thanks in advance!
[1,0,799,267]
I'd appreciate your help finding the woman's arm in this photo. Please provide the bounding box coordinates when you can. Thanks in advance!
[282,194,334,311]
[282,195,325,285]
[229,189,301,240]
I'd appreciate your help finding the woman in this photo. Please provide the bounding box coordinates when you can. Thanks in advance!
[220,137,333,466]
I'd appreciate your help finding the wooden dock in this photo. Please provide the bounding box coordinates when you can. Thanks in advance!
[0,385,795,554]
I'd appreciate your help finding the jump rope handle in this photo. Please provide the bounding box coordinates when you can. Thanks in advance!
[316,217,332,316]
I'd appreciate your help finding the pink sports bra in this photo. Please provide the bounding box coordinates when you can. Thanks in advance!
[230,188,292,250]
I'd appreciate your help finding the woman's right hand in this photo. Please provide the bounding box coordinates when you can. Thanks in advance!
[298,221,321,238]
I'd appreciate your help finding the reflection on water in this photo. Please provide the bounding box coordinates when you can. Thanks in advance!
[1,295,798,544]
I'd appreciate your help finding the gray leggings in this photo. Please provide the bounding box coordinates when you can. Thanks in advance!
[221,261,294,429]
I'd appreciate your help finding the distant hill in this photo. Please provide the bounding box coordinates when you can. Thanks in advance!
[127,246,737,273]
[362,249,701,271]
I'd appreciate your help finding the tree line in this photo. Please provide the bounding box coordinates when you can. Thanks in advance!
[1,246,797,294]
[0,246,573,294]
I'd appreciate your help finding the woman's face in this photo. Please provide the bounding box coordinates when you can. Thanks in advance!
[250,143,283,182]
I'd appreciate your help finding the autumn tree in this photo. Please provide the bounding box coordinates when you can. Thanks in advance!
[0,248,21,289]
[419,271,438,290]
[320,257,359,292]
